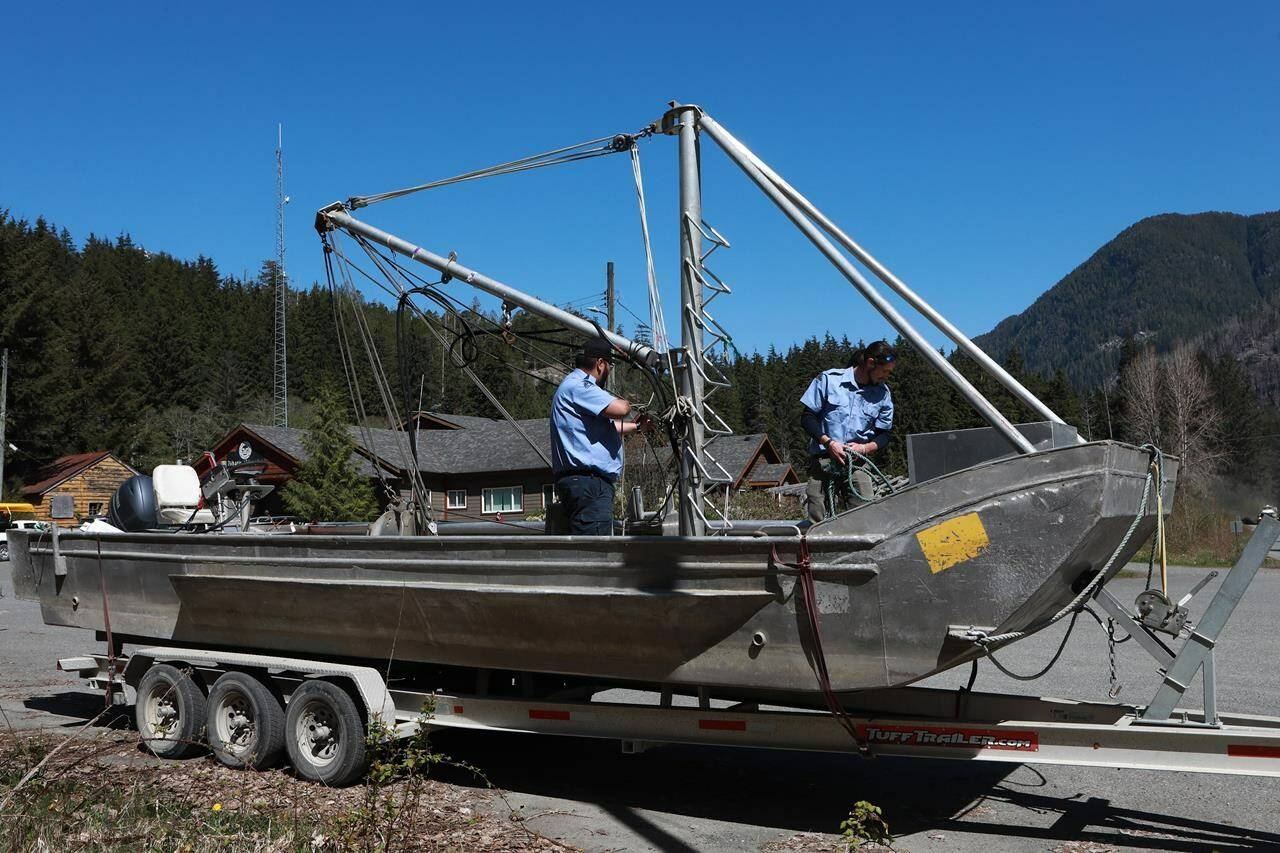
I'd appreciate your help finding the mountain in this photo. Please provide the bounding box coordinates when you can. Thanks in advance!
[975,211,1280,391]
[1197,287,1280,410]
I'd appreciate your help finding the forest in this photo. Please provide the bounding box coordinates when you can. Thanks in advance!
[2,210,1277,515]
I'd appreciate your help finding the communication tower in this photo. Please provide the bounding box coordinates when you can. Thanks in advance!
[273,123,289,427]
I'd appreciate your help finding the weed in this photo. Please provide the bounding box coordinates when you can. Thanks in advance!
[839,800,893,851]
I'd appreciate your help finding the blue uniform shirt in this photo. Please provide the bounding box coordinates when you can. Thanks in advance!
[799,367,894,456]
[550,369,623,480]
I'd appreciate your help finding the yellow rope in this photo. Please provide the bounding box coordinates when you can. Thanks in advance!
[1152,457,1168,594]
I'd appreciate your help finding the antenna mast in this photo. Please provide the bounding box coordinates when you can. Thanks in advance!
[273,123,289,427]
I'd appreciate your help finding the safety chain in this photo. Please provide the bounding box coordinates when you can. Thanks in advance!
[1106,617,1122,698]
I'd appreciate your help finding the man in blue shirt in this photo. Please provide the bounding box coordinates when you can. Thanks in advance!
[548,338,647,535]
[798,341,897,522]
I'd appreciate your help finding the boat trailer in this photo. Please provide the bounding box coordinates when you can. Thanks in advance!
[58,519,1280,784]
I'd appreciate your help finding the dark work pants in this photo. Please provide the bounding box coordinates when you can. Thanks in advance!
[553,474,615,535]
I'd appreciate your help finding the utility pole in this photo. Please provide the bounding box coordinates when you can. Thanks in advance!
[272,123,290,428]
[605,261,615,334]
[0,348,7,502]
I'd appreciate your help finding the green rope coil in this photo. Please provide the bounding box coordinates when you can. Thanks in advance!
[821,450,896,519]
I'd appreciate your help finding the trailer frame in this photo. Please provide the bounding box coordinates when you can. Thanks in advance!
[54,519,1280,783]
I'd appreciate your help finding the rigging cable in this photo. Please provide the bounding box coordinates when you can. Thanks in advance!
[326,232,439,524]
[323,240,397,502]
[348,131,649,210]
[354,236,552,466]
[340,234,553,468]
[351,225,688,519]
[342,227,688,521]
[628,142,676,388]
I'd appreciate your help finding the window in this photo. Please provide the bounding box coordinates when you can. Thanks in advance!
[87,502,104,517]
[482,486,523,514]
[446,490,466,510]
[542,484,557,508]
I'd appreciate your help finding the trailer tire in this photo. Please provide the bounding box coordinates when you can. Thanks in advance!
[207,671,286,770]
[135,663,206,759]
[285,680,368,786]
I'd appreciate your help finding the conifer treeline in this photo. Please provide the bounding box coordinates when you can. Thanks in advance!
[1,211,1276,498]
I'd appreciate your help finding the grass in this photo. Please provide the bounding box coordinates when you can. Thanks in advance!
[1120,492,1280,569]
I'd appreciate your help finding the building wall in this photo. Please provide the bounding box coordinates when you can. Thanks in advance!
[32,457,137,528]
[422,469,555,521]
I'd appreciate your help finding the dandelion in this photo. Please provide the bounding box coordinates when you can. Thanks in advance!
[212,802,222,812]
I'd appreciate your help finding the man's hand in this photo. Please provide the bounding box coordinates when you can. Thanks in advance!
[846,441,878,456]
[826,440,849,465]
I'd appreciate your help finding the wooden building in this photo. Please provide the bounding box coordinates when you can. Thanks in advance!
[198,414,796,522]
[21,451,139,528]
[197,417,553,521]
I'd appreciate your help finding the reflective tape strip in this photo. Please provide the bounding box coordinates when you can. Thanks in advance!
[1228,744,1280,759]
[699,719,745,732]
[530,709,571,721]
[699,719,776,734]
[529,709,596,722]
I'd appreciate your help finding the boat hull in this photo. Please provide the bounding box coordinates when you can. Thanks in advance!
[8,441,1174,694]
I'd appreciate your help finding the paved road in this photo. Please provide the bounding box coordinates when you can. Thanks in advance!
[3,562,1280,851]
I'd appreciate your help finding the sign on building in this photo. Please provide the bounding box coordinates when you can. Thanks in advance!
[50,493,75,519]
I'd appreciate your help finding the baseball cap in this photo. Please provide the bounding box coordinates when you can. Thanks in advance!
[582,338,615,363]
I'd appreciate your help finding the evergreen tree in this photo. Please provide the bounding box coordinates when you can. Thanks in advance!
[282,386,379,522]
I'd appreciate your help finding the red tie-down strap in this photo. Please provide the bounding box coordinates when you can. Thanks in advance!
[772,535,872,757]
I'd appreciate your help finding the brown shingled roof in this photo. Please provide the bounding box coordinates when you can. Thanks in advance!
[22,451,135,496]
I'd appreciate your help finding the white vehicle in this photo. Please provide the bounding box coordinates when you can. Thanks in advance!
[0,517,50,561]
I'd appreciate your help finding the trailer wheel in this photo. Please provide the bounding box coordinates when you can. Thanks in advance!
[135,663,206,759]
[207,672,286,770]
[285,680,368,786]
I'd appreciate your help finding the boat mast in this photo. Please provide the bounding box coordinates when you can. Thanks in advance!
[315,100,1064,542]
[674,104,707,537]
[316,207,658,368]
[698,113,1037,455]
[699,117,1071,435]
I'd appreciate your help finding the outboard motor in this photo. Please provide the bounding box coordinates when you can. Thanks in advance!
[108,475,158,532]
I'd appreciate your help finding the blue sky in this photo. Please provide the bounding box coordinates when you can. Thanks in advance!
[3,2,1277,356]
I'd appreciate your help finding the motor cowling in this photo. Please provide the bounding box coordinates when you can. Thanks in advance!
[108,475,158,532]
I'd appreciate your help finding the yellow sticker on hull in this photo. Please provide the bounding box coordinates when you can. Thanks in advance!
[916,512,989,574]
